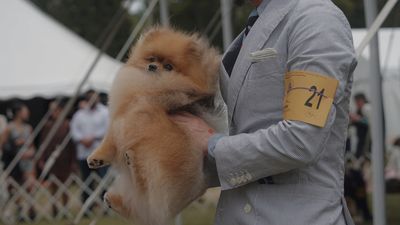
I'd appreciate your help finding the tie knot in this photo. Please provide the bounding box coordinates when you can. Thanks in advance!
[245,11,259,36]
[247,15,259,27]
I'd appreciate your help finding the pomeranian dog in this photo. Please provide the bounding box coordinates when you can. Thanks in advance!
[86,27,225,225]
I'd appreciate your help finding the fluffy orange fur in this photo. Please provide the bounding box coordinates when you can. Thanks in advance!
[87,27,221,225]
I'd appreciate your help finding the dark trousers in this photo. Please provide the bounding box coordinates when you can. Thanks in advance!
[345,168,372,221]
[78,160,108,207]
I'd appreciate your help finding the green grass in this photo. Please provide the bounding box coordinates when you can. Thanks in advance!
[0,204,216,225]
[0,188,218,225]
[10,217,131,225]
[2,193,398,225]
[379,193,400,225]
[348,193,399,225]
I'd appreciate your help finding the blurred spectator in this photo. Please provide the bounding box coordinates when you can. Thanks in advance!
[0,114,6,135]
[71,90,109,207]
[0,114,6,162]
[0,114,8,203]
[78,99,88,109]
[344,159,373,223]
[1,102,35,182]
[350,93,371,159]
[0,102,36,219]
[38,100,76,217]
[385,137,400,193]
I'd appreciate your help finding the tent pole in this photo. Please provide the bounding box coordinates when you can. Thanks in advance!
[363,0,386,225]
[159,0,169,26]
[220,0,233,50]
[356,0,398,57]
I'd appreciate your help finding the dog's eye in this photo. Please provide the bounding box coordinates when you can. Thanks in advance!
[147,57,156,62]
[164,64,173,71]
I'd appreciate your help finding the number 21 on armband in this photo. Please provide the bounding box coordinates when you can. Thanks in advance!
[283,71,338,127]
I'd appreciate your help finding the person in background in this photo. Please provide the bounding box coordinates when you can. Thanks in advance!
[344,158,373,223]
[70,90,109,208]
[0,114,7,136]
[38,100,76,217]
[385,137,400,193]
[0,102,36,220]
[78,99,88,110]
[0,114,8,208]
[350,93,371,159]
[1,102,35,183]
[346,93,373,221]
[0,114,7,168]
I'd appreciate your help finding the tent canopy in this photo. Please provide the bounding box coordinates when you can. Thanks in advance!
[352,28,400,79]
[352,28,400,144]
[0,0,122,100]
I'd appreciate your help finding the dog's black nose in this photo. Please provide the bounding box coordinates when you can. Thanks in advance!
[148,64,157,72]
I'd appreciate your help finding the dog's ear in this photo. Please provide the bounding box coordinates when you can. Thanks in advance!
[128,26,164,62]
[186,42,201,60]
[141,29,160,42]
[140,26,168,42]
[188,34,221,90]
[186,34,206,60]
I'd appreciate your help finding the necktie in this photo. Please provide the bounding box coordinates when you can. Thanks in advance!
[223,10,259,76]
[245,12,259,36]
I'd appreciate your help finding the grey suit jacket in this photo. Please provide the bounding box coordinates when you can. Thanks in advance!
[210,0,357,224]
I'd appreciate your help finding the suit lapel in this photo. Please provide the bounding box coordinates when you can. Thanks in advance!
[227,0,298,123]
[220,31,245,102]
[222,33,244,76]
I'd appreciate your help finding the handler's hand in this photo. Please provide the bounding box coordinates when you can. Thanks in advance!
[80,137,94,148]
[170,112,215,156]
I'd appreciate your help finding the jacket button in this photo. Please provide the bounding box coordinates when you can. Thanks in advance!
[229,177,237,186]
[244,203,252,214]
[245,173,252,180]
[238,175,245,184]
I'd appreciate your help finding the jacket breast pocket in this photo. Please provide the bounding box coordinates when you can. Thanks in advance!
[247,56,282,81]
[242,57,285,120]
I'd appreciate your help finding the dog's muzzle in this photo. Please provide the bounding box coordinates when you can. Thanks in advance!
[148,64,157,72]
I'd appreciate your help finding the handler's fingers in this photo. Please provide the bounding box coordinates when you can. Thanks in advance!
[177,112,197,118]
[169,112,198,122]
[169,114,189,123]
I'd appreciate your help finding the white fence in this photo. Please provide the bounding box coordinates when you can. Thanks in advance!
[0,171,113,225]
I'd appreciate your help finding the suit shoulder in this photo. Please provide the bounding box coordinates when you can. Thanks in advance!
[289,0,352,37]
[293,0,341,11]
[291,0,349,24]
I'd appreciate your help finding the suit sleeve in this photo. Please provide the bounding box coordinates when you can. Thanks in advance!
[213,6,357,190]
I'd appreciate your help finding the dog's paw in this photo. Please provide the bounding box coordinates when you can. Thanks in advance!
[124,152,131,166]
[87,157,108,169]
[103,192,129,216]
[104,193,112,209]
[125,151,135,166]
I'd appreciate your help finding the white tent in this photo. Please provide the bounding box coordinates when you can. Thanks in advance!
[352,28,400,145]
[0,0,122,100]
